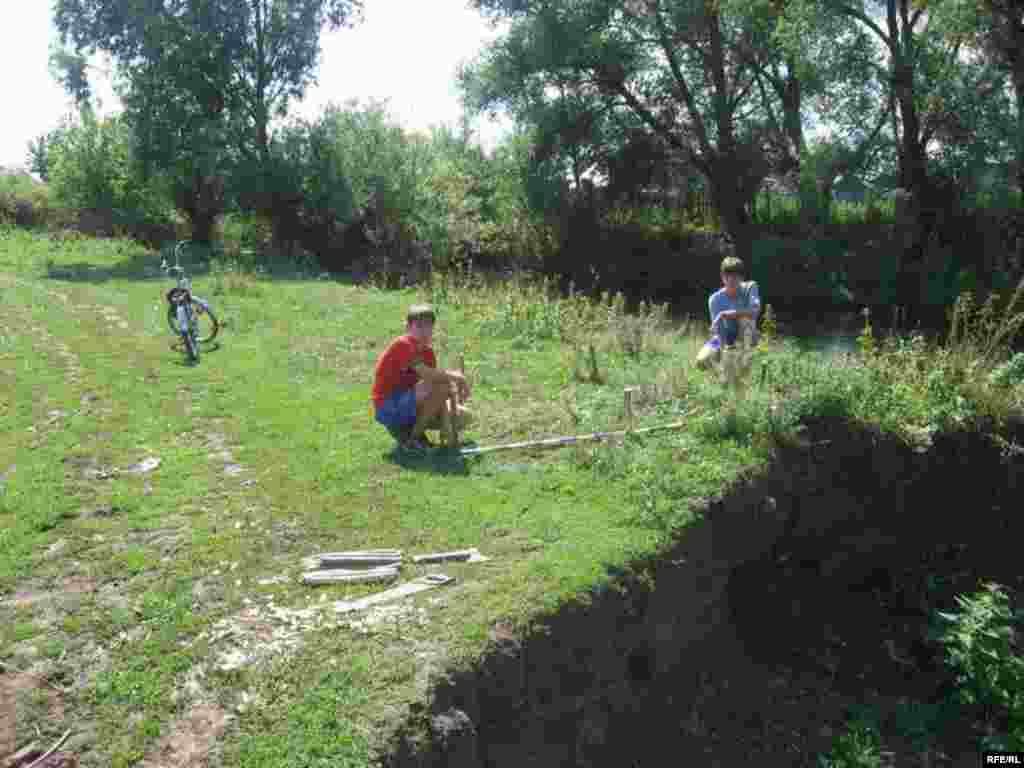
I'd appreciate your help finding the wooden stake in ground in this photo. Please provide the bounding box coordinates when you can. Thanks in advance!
[441,353,465,449]
[587,344,602,383]
[624,387,638,432]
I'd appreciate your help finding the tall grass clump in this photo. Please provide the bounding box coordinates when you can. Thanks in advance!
[425,265,674,359]
[805,283,1024,437]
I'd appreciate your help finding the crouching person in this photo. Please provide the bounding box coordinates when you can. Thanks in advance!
[372,303,473,452]
[696,256,761,370]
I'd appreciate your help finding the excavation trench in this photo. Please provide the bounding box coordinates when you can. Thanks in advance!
[385,416,1024,768]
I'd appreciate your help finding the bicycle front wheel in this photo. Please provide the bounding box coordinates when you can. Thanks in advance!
[182,331,199,363]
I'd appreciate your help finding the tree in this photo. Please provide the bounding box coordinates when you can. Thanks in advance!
[464,0,813,256]
[46,109,172,228]
[933,0,1023,196]
[752,0,891,228]
[775,0,1008,269]
[52,0,363,243]
[26,124,70,183]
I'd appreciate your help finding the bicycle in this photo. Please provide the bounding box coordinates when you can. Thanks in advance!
[162,240,219,363]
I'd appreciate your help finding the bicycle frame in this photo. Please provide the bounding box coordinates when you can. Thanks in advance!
[162,240,217,360]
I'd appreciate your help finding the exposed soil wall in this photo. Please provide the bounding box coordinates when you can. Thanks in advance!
[384,416,1024,768]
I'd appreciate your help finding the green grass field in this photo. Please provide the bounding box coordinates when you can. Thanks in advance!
[1,227,1022,766]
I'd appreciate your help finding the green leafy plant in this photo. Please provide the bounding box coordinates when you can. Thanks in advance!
[938,583,1024,749]
[818,720,883,768]
[989,352,1024,389]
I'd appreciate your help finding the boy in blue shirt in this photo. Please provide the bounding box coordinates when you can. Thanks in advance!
[696,257,761,370]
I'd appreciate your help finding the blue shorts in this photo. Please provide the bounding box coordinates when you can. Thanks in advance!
[375,388,417,438]
[703,325,756,353]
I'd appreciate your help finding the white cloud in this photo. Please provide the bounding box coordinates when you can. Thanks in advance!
[0,0,512,169]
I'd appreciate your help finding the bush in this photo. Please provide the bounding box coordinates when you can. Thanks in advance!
[937,583,1024,750]
[0,175,51,229]
[989,352,1024,389]
[818,720,883,768]
[46,110,175,240]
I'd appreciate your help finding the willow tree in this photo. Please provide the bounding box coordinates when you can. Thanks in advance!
[464,0,819,255]
[777,0,1010,264]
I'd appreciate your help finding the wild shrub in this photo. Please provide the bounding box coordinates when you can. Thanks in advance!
[937,583,1024,750]
[989,352,1024,390]
[817,720,883,768]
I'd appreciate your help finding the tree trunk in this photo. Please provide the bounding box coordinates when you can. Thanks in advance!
[1015,75,1024,276]
[190,209,219,245]
[181,172,224,245]
[1016,75,1024,200]
[779,57,804,179]
[708,169,755,263]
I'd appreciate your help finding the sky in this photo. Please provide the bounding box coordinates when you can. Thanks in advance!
[0,0,513,170]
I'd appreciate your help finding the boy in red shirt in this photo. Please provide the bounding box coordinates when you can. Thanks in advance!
[372,304,472,451]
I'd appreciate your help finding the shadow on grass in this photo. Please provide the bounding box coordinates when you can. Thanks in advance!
[163,339,224,367]
[46,255,165,283]
[384,443,477,476]
[43,244,365,287]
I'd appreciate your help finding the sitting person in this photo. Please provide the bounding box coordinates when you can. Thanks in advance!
[372,303,473,451]
[696,256,761,370]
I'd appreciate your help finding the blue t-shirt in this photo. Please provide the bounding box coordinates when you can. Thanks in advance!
[709,282,761,345]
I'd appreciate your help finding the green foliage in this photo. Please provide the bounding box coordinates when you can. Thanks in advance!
[947,285,1024,369]
[26,123,70,183]
[235,669,370,767]
[311,100,419,222]
[989,352,1024,389]
[818,720,883,768]
[752,191,897,229]
[53,0,363,241]
[0,176,51,230]
[937,583,1024,749]
[417,125,556,269]
[47,110,174,227]
[463,0,808,233]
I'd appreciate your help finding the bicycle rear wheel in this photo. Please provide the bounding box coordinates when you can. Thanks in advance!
[192,301,219,343]
[167,304,181,335]
[167,301,218,343]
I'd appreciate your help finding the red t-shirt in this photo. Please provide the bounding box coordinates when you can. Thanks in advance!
[371,334,437,408]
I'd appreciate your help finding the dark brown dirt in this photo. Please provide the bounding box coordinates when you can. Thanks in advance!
[385,417,1024,768]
